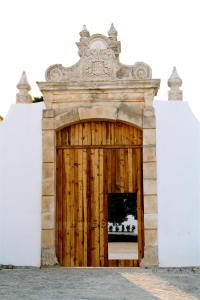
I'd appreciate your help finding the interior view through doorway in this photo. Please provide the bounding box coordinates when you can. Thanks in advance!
[56,121,144,267]
[108,192,138,260]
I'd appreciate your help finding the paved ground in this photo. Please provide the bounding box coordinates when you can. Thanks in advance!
[0,267,200,300]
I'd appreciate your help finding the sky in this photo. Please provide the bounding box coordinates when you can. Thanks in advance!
[0,0,200,120]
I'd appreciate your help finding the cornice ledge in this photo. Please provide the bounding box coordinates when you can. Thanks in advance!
[37,79,160,93]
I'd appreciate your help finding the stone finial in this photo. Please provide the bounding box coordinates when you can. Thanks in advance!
[108,23,118,39]
[16,71,32,103]
[80,24,90,38]
[168,66,183,100]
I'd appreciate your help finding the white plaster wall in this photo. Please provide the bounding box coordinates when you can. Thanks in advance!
[0,103,44,266]
[0,100,200,267]
[155,100,200,267]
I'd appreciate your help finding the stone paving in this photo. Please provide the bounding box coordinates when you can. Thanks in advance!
[0,267,200,300]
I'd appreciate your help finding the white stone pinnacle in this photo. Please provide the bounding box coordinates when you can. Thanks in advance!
[108,23,117,36]
[16,71,32,103]
[168,66,182,88]
[17,71,31,90]
[168,66,183,101]
[82,24,88,32]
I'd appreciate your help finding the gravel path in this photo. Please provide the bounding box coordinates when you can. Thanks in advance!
[0,267,200,300]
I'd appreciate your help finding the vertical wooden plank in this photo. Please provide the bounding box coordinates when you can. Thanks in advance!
[82,149,87,266]
[124,148,129,192]
[89,147,100,266]
[115,149,120,192]
[56,149,63,264]
[69,149,75,266]
[70,124,74,146]
[101,122,106,145]
[114,122,119,145]
[103,149,109,266]
[132,149,137,192]
[74,124,79,145]
[95,122,101,145]
[110,122,115,145]
[107,149,112,193]
[87,149,92,266]
[111,149,116,193]
[90,148,95,265]
[82,122,86,145]
[56,131,61,147]
[91,122,96,146]
[121,124,126,145]
[128,148,133,192]
[106,122,110,145]
[64,149,71,266]
[74,149,79,266]
[62,150,67,266]
[94,149,100,266]
[119,148,125,192]
[137,148,144,259]
[77,148,83,266]
[99,148,104,266]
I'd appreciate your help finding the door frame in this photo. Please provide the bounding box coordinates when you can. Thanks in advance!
[41,105,158,267]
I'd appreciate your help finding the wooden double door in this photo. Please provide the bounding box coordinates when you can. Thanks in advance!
[56,121,144,267]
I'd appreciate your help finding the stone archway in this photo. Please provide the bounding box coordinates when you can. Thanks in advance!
[38,25,159,266]
[41,103,158,266]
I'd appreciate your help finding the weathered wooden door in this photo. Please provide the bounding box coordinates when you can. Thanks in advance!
[56,121,143,267]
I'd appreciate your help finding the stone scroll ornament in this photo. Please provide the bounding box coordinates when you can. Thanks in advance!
[45,24,152,82]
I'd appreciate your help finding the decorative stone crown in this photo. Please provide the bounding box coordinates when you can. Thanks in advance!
[45,24,152,82]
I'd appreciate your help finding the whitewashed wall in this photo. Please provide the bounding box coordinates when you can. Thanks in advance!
[0,100,200,267]
[0,103,44,266]
[155,101,200,267]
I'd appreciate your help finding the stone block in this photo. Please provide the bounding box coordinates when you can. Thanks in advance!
[143,106,156,128]
[41,247,58,266]
[55,108,79,129]
[144,91,155,106]
[144,229,158,246]
[143,162,157,179]
[144,195,157,213]
[78,105,118,122]
[41,229,55,248]
[117,103,143,128]
[42,212,55,229]
[42,163,55,196]
[144,214,157,229]
[143,146,156,162]
[143,116,155,129]
[42,131,55,163]
[143,179,157,195]
[42,118,55,130]
[143,129,156,146]
[42,196,55,213]
[141,246,158,266]
[43,109,55,118]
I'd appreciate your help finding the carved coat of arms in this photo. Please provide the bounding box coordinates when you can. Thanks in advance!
[83,49,114,80]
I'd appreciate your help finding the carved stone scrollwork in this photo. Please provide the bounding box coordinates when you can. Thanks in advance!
[45,64,63,82]
[132,62,152,80]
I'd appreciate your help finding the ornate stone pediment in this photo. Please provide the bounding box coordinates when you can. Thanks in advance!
[45,25,152,82]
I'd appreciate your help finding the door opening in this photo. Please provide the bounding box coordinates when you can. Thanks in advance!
[108,193,138,260]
